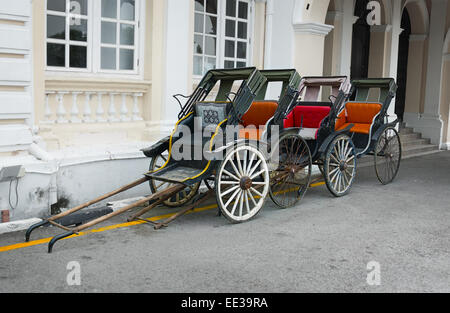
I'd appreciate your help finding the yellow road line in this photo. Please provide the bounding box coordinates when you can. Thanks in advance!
[0,182,325,253]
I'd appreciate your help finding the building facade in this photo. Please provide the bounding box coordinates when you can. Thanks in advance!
[0,0,449,221]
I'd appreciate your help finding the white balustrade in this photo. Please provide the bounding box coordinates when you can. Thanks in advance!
[42,91,144,124]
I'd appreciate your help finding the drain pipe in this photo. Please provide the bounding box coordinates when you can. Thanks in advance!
[28,141,58,207]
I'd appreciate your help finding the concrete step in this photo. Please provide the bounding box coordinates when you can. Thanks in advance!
[399,132,422,141]
[401,138,430,147]
[399,126,414,134]
[402,144,439,157]
[356,145,440,169]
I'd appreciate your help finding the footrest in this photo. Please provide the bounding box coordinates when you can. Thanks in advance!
[146,164,204,184]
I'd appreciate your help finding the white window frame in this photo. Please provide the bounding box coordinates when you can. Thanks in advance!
[193,0,254,78]
[45,0,144,78]
[46,0,92,73]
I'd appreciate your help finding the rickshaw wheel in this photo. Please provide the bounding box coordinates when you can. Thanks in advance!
[374,126,402,185]
[269,133,312,208]
[215,144,269,223]
[324,134,356,197]
[149,153,200,207]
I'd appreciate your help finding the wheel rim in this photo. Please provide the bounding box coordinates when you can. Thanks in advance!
[269,134,312,208]
[375,127,401,184]
[150,153,200,207]
[217,145,269,222]
[326,136,356,196]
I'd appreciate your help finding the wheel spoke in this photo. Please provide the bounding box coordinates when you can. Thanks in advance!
[247,152,256,175]
[222,169,240,181]
[248,160,262,177]
[224,188,242,209]
[251,169,266,180]
[235,150,244,176]
[230,191,242,216]
[220,185,240,197]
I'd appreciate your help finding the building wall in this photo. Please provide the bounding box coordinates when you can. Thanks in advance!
[0,0,33,154]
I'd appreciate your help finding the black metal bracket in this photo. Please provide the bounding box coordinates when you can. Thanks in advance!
[25,220,50,242]
[48,231,75,253]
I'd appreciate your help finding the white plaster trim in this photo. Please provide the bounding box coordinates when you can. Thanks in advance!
[293,22,334,36]
[0,218,42,235]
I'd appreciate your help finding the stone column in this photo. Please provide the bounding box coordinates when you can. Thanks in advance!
[323,11,343,76]
[403,34,427,124]
[421,0,446,145]
[338,0,358,77]
[292,22,334,77]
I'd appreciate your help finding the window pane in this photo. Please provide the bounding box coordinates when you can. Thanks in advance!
[237,41,247,59]
[238,22,247,39]
[101,47,116,69]
[120,49,134,70]
[226,0,236,17]
[204,57,216,72]
[206,0,217,14]
[70,19,88,42]
[193,56,203,75]
[101,21,117,44]
[194,13,204,33]
[224,60,234,69]
[47,0,65,12]
[70,0,88,15]
[120,24,135,45]
[225,40,235,58]
[47,43,65,67]
[225,19,235,37]
[194,34,203,54]
[236,61,246,68]
[194,0,204,12]
[120,0,135,21]
[205,36,216,56]
[70,45,87,68]
[205,15,217,35]
[102,0,117,18]
[47,15,66,40]
[238,1,248,19]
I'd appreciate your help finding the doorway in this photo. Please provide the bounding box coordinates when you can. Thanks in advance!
[395,9,412,122]
[351,0,371,79]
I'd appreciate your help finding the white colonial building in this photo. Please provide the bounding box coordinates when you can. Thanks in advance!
[0,0,449,221]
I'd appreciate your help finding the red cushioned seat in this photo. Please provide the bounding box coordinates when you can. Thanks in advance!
[284,106,331,139]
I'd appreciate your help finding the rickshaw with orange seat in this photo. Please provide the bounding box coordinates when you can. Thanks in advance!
[334,78,401,185]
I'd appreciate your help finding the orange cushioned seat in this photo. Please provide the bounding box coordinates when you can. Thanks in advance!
[335,102,382,135]
[239,101,278,140]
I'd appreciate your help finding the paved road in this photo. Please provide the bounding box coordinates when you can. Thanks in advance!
[0,151,449,293]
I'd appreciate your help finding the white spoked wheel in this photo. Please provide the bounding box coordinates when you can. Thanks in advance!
[215,145,270,223]
[324,134,357,197]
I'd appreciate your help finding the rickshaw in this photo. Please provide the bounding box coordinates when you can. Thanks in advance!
[148,68,313,213]
[281,76,357,197]
[335,78,401,185]
[26,67,273,252]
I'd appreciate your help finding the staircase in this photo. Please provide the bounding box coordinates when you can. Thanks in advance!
[357,123,440,168]
[399,123,440,158]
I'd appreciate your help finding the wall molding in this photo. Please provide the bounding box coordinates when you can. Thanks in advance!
[292,22,334,37]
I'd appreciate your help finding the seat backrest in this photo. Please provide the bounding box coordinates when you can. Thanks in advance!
[194,102,231,129]
[241,101,278,127]
[285,106,331,129]
[345,102,382,124]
